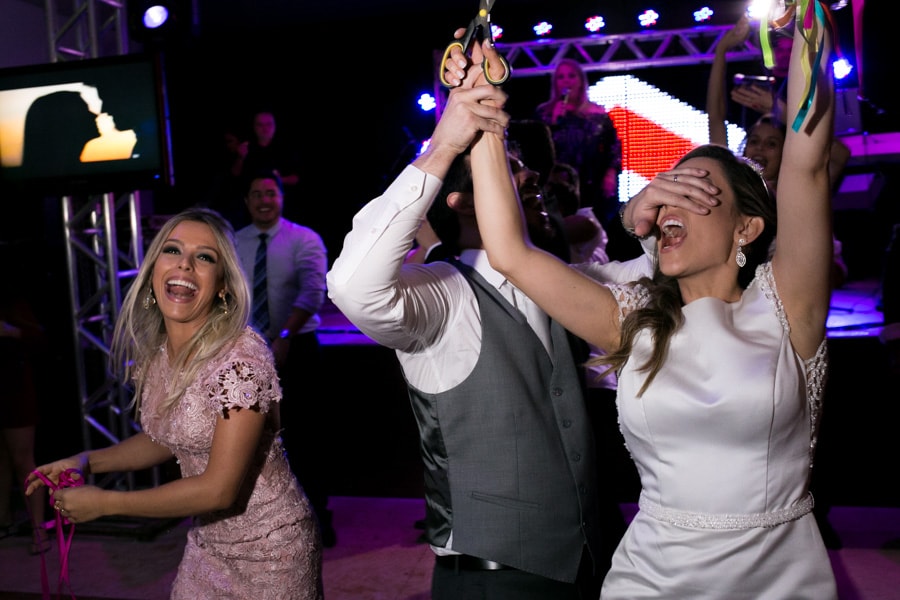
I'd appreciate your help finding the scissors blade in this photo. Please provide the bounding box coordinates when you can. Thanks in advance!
[477,0,497,41]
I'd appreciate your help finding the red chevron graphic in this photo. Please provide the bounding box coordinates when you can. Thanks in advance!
[608,105,699,181]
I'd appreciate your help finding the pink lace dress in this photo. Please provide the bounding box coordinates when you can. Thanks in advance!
[140,327,323,600]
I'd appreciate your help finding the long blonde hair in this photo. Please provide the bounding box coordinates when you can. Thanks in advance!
[110,207,251,414]
[535,58,592,120]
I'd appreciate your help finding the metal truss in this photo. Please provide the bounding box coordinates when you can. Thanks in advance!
[44,0,130,61]
[434,24,762,117]
[495,24,763,77]
[60,193,154,490]
[43,1,160,492]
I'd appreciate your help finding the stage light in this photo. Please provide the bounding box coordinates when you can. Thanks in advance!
[533,21,553,38]
[833,57,853,81]
[142,5,170,29]
[746,0,771,21]
[693,7,714,23]
[491,24,504,42]
[638,10,660,28]
[417,93,437,112]
[128,0,192,46]
[585,15,606,34]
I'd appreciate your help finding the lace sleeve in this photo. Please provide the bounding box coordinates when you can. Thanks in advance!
[207,356,281,415]
[607,281,650,322]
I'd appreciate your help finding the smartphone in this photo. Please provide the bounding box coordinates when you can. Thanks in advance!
[733,74,776,89]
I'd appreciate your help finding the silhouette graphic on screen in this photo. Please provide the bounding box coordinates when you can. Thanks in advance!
[79,81,140,162]
[21,91,97,176]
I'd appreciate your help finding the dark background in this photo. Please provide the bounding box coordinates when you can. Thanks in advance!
[6,1,895,264]
[157,0,744,227]
[139,0,892,259]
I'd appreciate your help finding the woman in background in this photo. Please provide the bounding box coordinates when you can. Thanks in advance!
[534,58,622,231]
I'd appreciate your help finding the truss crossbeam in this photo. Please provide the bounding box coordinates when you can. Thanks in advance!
[495,24,762,78]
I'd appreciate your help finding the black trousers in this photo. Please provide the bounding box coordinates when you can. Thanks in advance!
[431,546,600,600]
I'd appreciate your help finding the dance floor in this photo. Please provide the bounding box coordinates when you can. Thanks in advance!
[1,279,895,599]
[1,497,900,600]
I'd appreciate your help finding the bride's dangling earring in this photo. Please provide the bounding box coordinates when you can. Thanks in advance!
[736,238,747,268]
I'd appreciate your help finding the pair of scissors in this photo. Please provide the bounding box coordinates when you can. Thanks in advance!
[439,0,511,88]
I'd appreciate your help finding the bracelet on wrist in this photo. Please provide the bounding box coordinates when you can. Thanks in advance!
[619,202,641,239]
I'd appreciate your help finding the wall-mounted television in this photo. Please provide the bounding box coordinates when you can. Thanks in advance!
[0,52,173,196]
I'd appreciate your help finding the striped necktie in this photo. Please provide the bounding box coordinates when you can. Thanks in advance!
[252,232,270,336]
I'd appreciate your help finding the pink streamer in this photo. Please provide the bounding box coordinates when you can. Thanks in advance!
[28,469,84,600]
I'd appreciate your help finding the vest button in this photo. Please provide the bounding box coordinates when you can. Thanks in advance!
[562,419,572,428]
[552,388,563,396]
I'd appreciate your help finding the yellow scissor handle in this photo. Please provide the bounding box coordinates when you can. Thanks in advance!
[439,41,465,88]
[483,54,510,85]
[439,41,510,88]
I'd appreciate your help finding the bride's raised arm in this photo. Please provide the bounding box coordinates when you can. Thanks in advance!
[468,65,623,352]
[771,1,836,359]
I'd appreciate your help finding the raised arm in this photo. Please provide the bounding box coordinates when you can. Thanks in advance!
[771,1,836,359]
[471,128,624,351]
[327,32,508,347]
[448,39,620,351]
[707,15,752,146]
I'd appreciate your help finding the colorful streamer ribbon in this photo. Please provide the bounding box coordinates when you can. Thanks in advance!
[759,0,834,132]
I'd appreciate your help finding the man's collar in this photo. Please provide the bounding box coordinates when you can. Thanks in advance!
[254,219,282,237]
[461,248,507,289]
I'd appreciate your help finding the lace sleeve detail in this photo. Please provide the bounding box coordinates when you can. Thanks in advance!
[205,330,281,415]
[607,281,650,322]
[805,337,829,467]
[208,359,280,415]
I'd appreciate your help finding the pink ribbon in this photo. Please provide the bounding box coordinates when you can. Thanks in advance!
[28,468,84,600]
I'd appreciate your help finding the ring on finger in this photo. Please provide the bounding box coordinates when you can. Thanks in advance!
[673,175,679,183]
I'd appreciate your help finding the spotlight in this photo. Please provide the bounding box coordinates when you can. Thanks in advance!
[585,16,606,34]
[533,21,554,38]
[693,7,714,23]
[128,0,193,46]
[417,93,437,113]
[638,10,660,29]
[832,57,854,82]
[142,5,170,29]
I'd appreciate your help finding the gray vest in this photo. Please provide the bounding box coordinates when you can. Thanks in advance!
[405,261,602,583]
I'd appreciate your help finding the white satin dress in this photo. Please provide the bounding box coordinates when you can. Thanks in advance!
[600,263,837,599]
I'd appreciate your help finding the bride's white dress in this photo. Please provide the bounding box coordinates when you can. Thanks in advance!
[600,263,837,599]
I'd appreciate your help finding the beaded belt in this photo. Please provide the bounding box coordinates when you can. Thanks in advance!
[638,492,814,530]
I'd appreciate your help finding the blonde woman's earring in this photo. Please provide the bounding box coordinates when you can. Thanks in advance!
[736,238,747,268]
[219,291,229,315]
[143,289,156,310]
